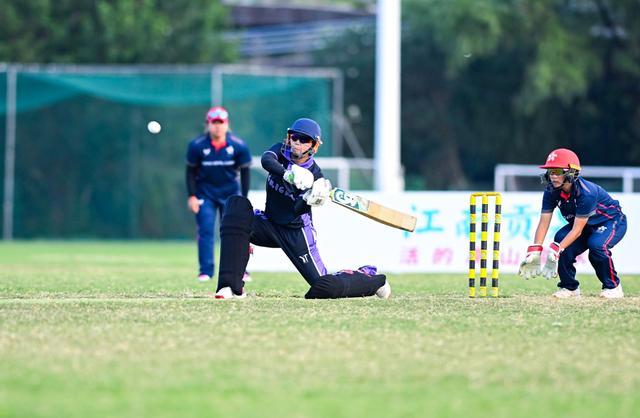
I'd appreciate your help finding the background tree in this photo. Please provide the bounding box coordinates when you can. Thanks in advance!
[4,0,639,191]
[0,0,235,63]
[315,0,640,190]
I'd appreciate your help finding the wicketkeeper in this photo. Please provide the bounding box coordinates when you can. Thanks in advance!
[518,148,627,298]
[214,118,391,300]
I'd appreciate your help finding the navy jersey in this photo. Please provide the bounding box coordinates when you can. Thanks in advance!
[542,178,623,225]
[186,132,251,201]
[263,143,324,228]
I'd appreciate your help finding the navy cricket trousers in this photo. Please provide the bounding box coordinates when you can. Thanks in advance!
[249,210,328,286]
[554,214,627,290]
[195,198,225,277]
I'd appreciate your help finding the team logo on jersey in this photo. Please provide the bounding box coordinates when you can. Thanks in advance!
[226,145,234,155]
[203,148,211,156]
[596,226,607,233]
[267,176,295,201]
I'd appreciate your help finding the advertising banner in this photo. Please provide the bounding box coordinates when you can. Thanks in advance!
[247,191,639,274]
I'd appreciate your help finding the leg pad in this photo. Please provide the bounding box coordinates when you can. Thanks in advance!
[217,196,254,294]
[305,270,386,299]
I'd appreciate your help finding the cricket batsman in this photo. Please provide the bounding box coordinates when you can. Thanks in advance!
[518,148,627,298]
[213,118,391,300]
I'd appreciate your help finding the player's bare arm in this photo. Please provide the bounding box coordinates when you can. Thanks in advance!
[533,212,553,244]
[557,216,588,251]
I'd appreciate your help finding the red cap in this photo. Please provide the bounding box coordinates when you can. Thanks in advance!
[206,106,229,123]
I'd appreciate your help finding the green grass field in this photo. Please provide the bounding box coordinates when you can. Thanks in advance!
[1,241,639,418]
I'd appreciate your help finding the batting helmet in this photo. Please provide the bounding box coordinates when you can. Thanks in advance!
[539,148,581,171]
[287,118,322,142]
[283,118,323,162]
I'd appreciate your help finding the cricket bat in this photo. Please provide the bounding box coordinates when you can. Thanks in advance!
[328,188,417,232]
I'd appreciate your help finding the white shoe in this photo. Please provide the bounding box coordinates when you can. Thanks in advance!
[552,287,581,299]
[600,284,624,299]
[198,274,212,282]
[214,286,247,300]
[376,281,391,299]
[242,271,252,282]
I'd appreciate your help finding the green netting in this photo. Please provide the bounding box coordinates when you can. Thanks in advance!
[221,73,333,156]
[1,67,336,238]
[16,73,213,111]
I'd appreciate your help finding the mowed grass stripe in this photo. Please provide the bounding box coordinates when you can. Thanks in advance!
[1,241,640,418]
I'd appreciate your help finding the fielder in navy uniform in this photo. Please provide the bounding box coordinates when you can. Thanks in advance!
[186,106,252,282]
[213,117,391,300]
[519,148,627,298]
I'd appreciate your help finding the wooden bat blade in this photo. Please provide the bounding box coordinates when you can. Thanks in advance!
[329,188,417,232]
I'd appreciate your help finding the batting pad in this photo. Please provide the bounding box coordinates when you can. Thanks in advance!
[217,196,254,294]
[305,270,386,299]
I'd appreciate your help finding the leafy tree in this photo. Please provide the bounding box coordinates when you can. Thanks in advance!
[0,0,235,63]
[315,0,640,190]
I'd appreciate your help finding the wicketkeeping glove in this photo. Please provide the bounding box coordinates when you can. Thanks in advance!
[303,178,332,207]
[518,245,542,279]
[541,242,562,280]
[283,164,314,190]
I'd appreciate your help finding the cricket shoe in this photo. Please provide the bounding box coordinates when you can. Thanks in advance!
[376,281,392,299]
[198,274,212,282]
[552,287,581,299]
[242,271,252,282]
[214,286,247,300]
[600,284,624,299]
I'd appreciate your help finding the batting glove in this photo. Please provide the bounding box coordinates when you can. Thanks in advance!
[283,164,314,190]
[541,242,562,280]
[303,178,332,207]
[518,245,542,279]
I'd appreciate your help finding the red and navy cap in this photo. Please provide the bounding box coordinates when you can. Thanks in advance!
[206,106,229,123]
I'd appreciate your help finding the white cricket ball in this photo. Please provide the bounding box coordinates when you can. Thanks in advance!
[147,120,161,134]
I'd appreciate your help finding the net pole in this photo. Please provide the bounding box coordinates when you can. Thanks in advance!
[374,0,403,192]
[211,65,223,105]
[332,70,344,156]
[3,66,17,240]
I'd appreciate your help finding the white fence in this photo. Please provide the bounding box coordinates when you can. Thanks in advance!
[246,191,640,275]
[495,164,640,192]
[251,156,374,189]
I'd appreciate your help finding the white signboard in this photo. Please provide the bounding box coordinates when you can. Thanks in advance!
[247,191,639,274]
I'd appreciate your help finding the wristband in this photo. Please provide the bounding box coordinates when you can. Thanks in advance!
[549,242,563,253]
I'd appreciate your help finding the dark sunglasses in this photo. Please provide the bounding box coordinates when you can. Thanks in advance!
[289,133,314,144]
[547,168,569,176]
